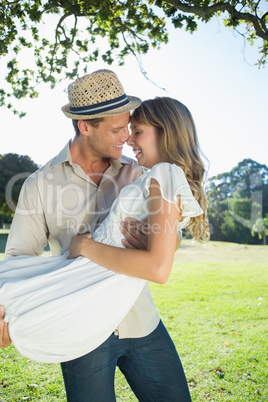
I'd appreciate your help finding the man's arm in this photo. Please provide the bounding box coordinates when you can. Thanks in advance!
[5,177,48,258]
[1,177,48,347]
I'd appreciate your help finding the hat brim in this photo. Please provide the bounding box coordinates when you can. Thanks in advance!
[61,95,142,120]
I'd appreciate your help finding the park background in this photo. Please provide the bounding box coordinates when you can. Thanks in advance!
[1,11,268,244]
[1,14,267,178]
[0,3,268,401]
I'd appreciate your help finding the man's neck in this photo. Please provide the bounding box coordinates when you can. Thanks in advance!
[70,136,110,185]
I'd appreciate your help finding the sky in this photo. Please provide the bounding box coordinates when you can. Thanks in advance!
[1,15,267,179]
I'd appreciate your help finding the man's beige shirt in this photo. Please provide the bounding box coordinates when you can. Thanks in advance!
[5,141,160,339]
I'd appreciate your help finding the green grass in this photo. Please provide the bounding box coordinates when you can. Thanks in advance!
[0,241,267,401]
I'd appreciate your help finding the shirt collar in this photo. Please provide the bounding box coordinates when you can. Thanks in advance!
[50,140,132,170]
[109,155,132,174]
[50,141,72,168]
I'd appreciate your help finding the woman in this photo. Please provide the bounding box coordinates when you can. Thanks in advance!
[0,97,209,367]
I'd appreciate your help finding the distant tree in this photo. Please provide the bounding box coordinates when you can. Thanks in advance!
[207,159,268,244]
[0,153,38,216]
[0,213,12,229]
[1,0,267,116]
[206,196,228,241]
[220,198,255,244]
[207,159,268,200]
[252,216,268,245]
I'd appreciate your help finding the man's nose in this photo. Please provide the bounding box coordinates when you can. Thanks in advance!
[120,126,130,142]
[126,132,134,146]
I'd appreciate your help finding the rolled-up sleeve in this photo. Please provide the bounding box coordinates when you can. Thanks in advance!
[5,176,48,258]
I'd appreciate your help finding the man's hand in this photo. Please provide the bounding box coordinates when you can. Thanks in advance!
[175,230,182,251]
[120,218,148,250]
[0,306,11,347]
[120,218,182,251]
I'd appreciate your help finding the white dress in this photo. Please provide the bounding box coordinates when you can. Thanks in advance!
[0,163,203,363]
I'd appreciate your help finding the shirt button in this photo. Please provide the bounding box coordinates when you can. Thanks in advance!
[98,188,101,192]
[114,329,119,336]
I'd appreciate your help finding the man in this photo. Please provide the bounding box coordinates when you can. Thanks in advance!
[0,70,190,401]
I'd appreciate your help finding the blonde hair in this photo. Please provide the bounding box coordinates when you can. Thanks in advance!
[131,97,210,242]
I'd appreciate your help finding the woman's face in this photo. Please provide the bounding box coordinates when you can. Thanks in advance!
[127,123,166,169]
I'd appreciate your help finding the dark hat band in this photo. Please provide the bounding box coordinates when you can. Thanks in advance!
[70,94,130,116]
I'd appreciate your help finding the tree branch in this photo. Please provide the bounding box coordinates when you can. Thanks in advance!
[6,0,20,5]
[166,0,268,41]
[260,12,268,33]
[122,31,166,90]
[115,18,149,44]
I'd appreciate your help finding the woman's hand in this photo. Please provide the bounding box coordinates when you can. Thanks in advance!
[68,233,93,259]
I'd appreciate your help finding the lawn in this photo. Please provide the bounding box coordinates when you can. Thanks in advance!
[0,240,267,401]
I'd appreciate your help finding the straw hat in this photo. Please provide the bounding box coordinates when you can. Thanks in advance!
[61,69,142,120]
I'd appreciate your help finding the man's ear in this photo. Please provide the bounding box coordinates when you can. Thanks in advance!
[77,120,91,136]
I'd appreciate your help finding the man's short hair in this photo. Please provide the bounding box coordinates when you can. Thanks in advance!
[72,118,105,135]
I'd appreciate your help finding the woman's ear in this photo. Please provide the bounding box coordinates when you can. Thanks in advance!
[77,120,91,137]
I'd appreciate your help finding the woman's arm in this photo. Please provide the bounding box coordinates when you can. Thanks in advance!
[68,179,181,284]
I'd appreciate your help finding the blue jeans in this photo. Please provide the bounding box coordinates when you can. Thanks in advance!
[61,320,191,401]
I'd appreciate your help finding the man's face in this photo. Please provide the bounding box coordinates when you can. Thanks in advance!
[86,112,130,159]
